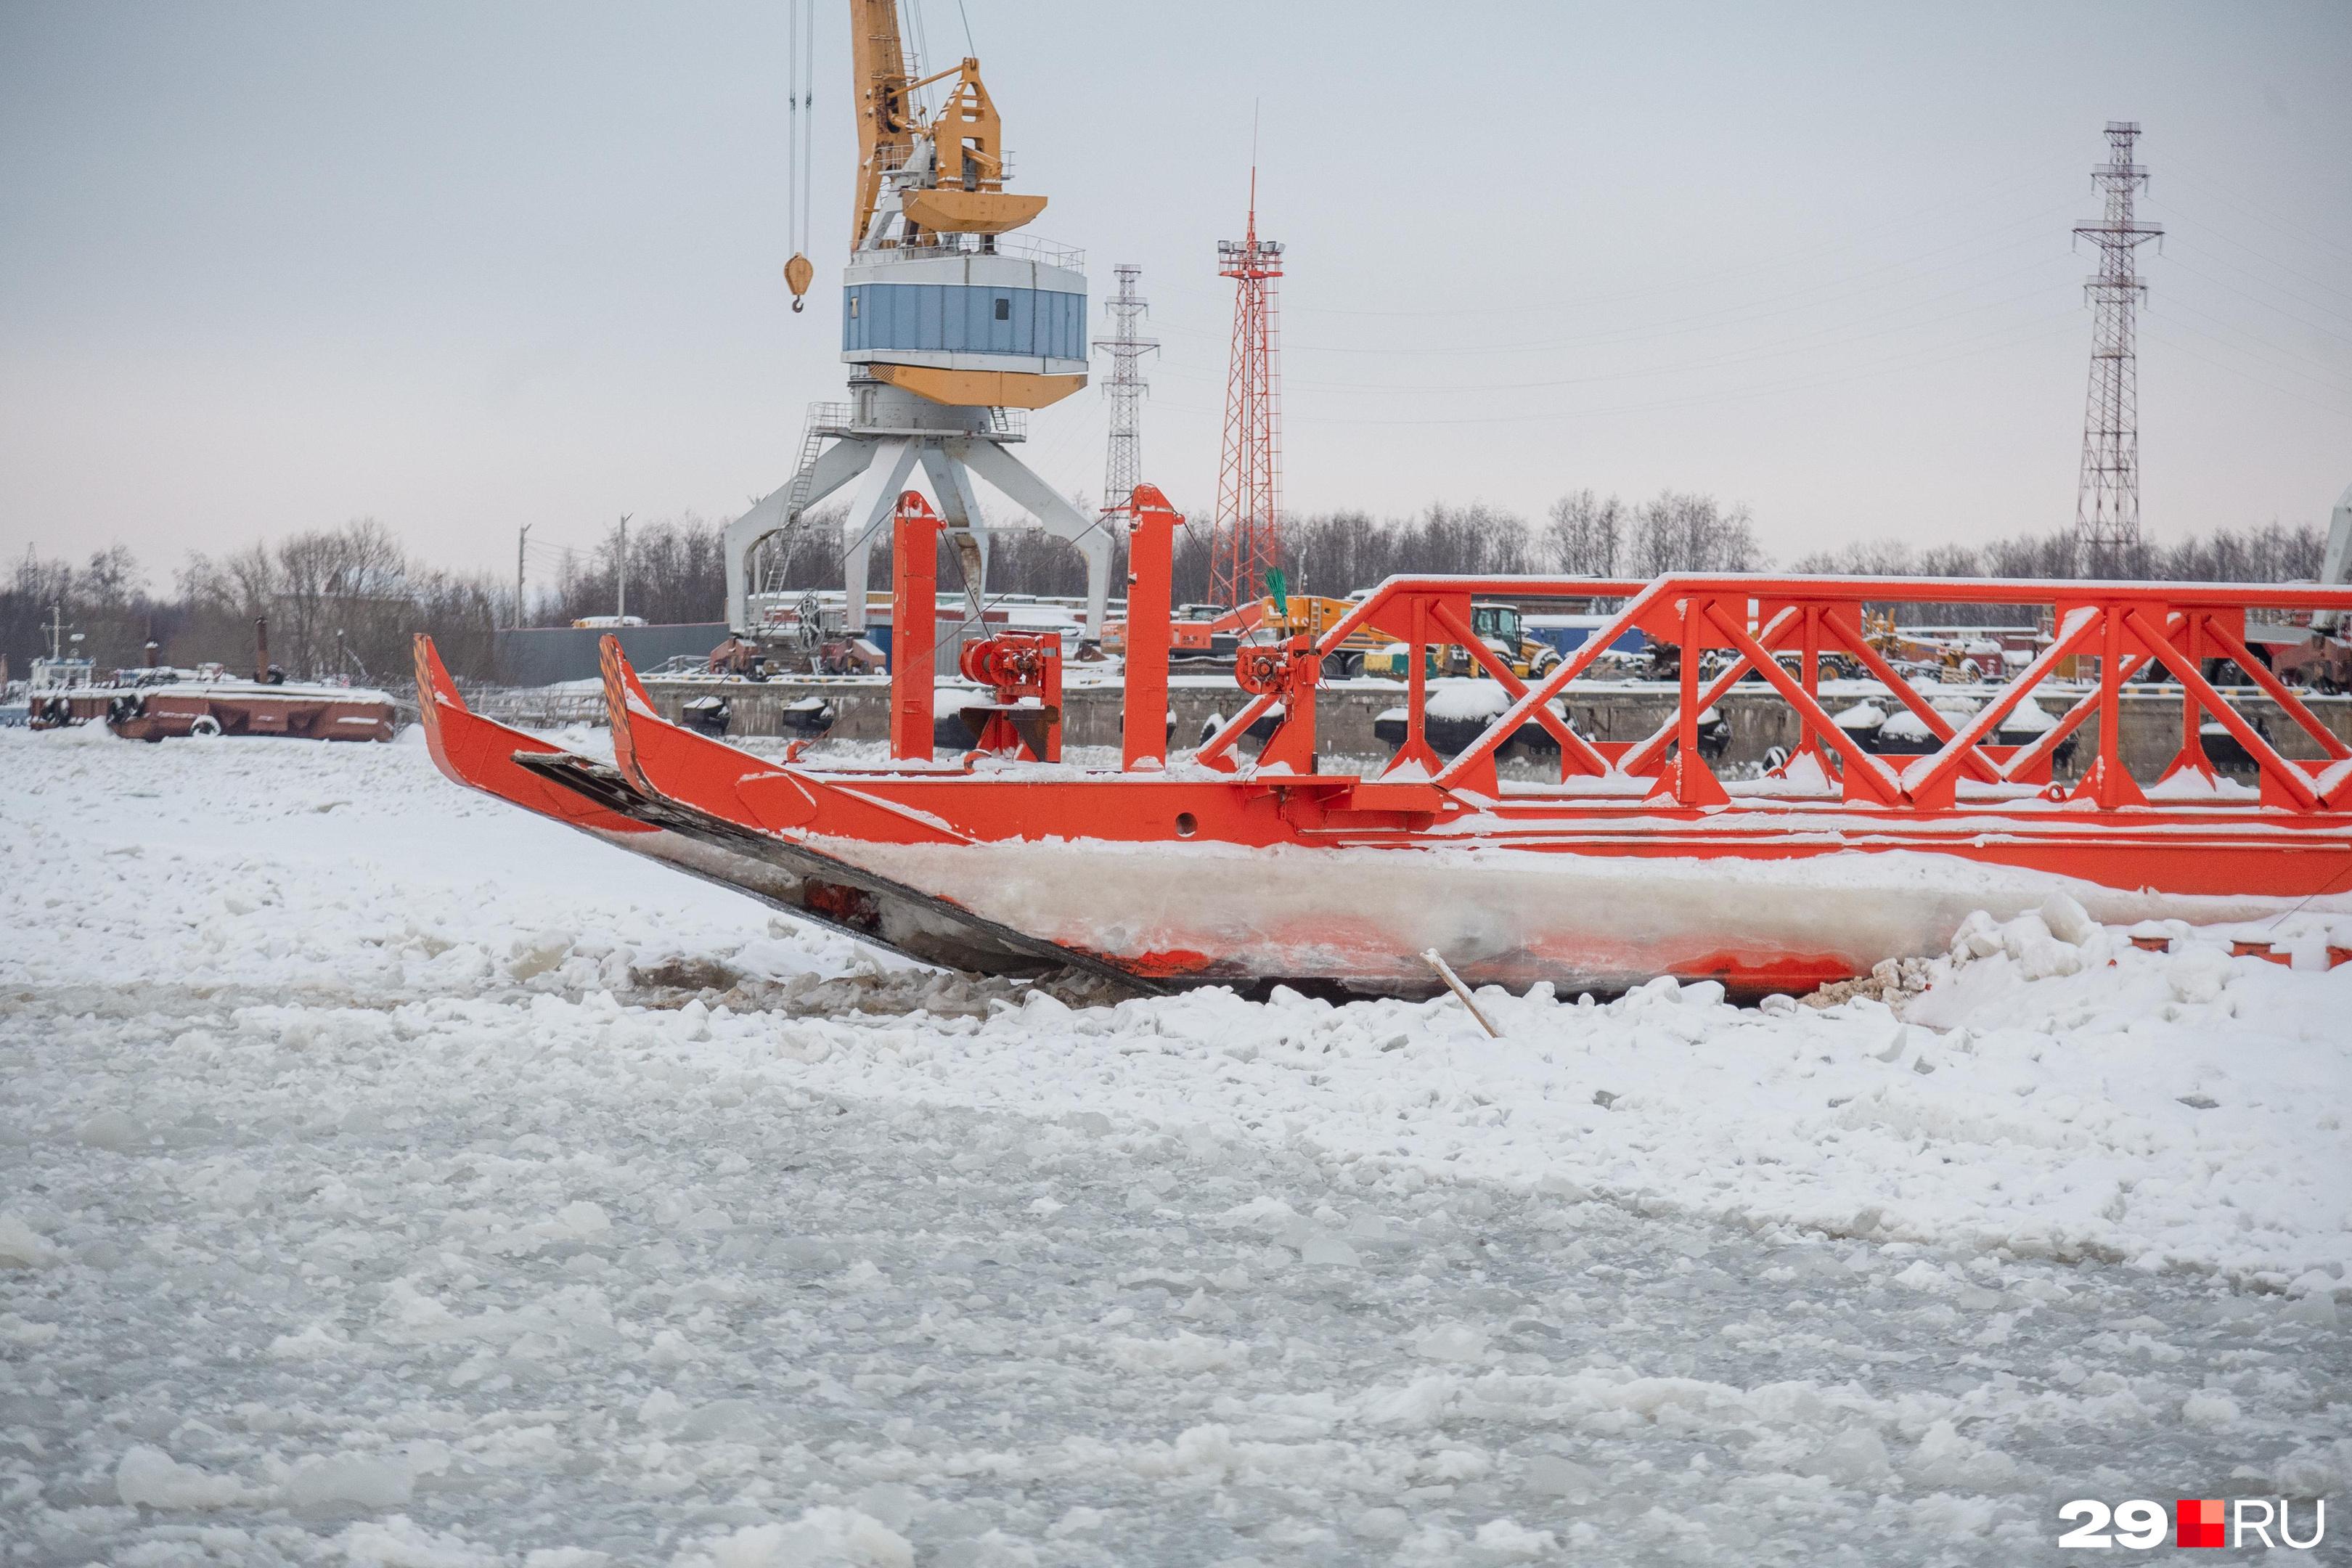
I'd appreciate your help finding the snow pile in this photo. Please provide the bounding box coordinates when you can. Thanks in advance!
[761,897,2348,1280]
[1424,680,1514,723]
[0,726,869,1007]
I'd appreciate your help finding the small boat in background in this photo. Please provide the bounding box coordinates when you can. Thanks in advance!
[25,616,396,743]
[30,666,396,743]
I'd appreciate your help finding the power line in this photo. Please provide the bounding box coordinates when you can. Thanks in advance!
[1254,306,2086,428]
[2144,204,2352,318]
[2144,326,2352,418]
[1244,270,2076,398]
[2147,238,2352,341]
[2160,160,2352,268]
[2155,283,2352,375]
[2145,314,2352,403]
[1172,155,2084,324]
[1146,192,2083,355]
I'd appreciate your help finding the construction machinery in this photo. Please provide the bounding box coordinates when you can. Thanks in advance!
[722,1,1111,660]
[419,481,2352,1000]
[1360,600,1564,682]
[1262,594,1388,678]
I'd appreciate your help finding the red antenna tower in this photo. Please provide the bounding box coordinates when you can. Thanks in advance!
[1209,171,1285,609]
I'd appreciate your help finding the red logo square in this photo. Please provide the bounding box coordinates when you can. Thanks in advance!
[2176,1498,2224,1548]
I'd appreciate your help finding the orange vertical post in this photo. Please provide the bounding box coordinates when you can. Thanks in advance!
[1122,484,1177,770]
[1798,603,1824,763]
[889,492,939,763]
[1401,597,1437,774]
[2095,603,2123,804]
[2179,611,2203,764]
[1676,596,1703,801]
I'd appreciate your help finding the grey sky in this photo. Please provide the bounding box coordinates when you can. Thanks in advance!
[3,1,2348,589]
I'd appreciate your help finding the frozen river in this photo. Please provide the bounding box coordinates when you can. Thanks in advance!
[4,730,2345,1564]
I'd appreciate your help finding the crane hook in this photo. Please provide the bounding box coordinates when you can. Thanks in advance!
[783,251,814,314]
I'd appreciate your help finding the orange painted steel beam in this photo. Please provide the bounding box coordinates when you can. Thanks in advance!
[412,634,651,836]
[1699,599,1904,804]
[1426,599,1609,780]
[2196,617,2352,762]
[2124,606,2319,810]
[1122,484,1177,771]
[1617,605,1802,780]
[1431,580,1675,791]
[1813,608,2003,786]
[889,493,940,763]
[1904,608,2109,801]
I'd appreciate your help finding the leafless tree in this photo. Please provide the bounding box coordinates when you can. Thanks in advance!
[1545,490,1626,578]
[1627,491,1765,575]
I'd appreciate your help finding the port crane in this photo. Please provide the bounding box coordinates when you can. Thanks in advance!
[722,1,1111,651]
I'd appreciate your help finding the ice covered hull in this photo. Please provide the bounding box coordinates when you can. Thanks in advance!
[584,643,2352,997]
[806,831,2344,997]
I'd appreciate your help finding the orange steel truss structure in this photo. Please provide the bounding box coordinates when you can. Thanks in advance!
[417,485,2352,1000]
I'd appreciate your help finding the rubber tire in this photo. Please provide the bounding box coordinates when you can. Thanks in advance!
[188,714,223,738]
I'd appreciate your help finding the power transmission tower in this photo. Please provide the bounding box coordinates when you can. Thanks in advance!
[1093,264,1157,512]
[2073,121,2163,577]
[1210,174,1284,609]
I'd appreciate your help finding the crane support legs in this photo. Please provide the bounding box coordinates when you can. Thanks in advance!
[722,430,1113,647]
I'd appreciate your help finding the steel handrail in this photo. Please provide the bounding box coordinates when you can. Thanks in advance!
[1191,572,2352,814]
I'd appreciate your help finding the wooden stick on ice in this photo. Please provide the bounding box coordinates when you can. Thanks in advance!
[1422,949,1500,1039]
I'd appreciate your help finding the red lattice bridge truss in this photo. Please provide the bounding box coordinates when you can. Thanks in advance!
[418,487,2352,999]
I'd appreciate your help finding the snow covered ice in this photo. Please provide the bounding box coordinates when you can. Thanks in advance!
[3,729,2349,1565]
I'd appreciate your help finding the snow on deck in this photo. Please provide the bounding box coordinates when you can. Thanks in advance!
[2,727,2348,1564]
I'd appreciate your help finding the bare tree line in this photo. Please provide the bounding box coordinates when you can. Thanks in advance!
[3,523,503,687]
[6,497,2335,687]
[1783,519,2331,624]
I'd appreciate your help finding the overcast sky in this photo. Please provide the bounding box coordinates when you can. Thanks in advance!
[4,1,2348,590]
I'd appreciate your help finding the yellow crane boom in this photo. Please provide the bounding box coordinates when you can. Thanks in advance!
[783,2,1082,410]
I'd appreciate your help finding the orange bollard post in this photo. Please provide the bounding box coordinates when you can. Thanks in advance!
[1123,484,1178,770]
[889,491,940,763]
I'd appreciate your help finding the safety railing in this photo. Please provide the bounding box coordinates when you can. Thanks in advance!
[1191,576,2352,814]
[865,232,1085,271]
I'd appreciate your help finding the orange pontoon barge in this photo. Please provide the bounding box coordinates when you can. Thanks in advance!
[417,486,2352,998]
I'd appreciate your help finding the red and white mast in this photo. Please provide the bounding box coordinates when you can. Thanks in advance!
[1209,169,1285,610]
